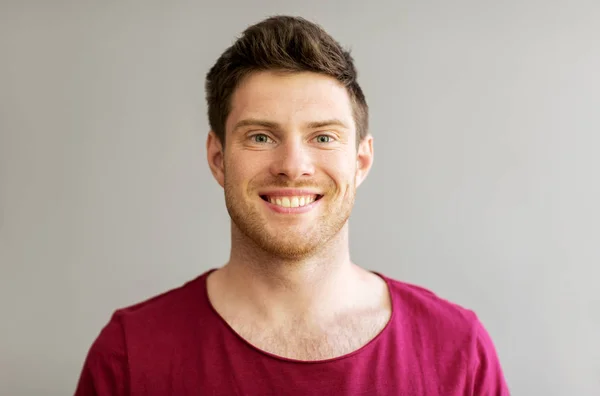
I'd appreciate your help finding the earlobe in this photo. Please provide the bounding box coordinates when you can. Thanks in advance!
[206,131,225,188]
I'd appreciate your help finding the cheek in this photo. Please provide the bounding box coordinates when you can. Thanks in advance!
[326,153,357,179]
[225,152,270,187]
[318,155,357,198]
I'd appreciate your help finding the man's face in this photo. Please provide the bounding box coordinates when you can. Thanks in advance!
[207,71,373,259]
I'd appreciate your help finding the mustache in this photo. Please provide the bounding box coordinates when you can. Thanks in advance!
[259,181,320,188]
[254,178,334,190]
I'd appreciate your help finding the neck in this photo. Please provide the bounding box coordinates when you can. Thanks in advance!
[219,221,360,322]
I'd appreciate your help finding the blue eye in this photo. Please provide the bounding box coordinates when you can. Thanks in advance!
[315,135,332,143]
[252,134,272,143]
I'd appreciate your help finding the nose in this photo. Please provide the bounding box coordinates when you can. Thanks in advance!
[269,137,315,180]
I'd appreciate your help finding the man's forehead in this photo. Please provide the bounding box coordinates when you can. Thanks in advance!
[228,74,355,131]
[233,71,351,107]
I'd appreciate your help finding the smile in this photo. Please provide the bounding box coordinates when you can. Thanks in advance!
[259,193,324,213]
[260,195,322,208]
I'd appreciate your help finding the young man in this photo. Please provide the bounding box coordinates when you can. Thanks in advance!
[75,16,509,395]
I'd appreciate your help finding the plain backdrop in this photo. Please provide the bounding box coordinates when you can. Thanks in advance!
[1,1,598,395]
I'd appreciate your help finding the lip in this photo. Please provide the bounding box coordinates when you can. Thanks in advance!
[257,189,322,197]
[261,195,322,214]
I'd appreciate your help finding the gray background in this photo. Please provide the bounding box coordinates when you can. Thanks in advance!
[1,1,598,395]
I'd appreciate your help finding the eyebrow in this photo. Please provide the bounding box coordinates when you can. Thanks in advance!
[232,119,279,133]
[232,118,349,133]
[305,119,349,129]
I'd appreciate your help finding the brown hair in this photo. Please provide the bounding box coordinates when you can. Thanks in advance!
[205,15,369,145]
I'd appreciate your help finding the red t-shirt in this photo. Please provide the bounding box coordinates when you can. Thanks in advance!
[75,270,509,395]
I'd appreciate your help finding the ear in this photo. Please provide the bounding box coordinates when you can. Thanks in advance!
[355,134,374,188]
[206,131,225,188]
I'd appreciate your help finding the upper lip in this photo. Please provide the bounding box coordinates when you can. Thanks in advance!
[258,189,322,197]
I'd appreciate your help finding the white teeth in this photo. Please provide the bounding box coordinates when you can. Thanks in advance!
[291,197,299,208]
[267,195,318,208]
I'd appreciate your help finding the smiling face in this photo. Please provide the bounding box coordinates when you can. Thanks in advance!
[207,70,373,259]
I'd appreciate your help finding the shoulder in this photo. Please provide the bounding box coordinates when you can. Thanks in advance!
[382,274,478,332]
[382,274,493,349]
[75,270,215,394]
[86,270,213,358]
[381,274,510,394]
[115,270,210,320]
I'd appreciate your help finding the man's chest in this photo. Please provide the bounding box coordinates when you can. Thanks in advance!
[125,316,470,396]
[227,310,391,361]
[128,332,450,396]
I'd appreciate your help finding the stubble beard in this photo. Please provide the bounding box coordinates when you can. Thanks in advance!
[224,177,356,260]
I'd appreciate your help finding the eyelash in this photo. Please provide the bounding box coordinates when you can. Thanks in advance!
[249,133,335,144]
[250,134,274,144]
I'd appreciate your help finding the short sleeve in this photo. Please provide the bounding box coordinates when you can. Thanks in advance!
[74,312,129,396]
[469,317,510,395]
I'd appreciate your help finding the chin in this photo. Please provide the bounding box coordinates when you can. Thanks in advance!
[253,233,323,259]
[260,244,320,260]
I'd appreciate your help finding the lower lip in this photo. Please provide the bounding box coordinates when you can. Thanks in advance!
[262,197,321,214]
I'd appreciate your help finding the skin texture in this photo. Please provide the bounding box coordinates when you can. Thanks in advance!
[206,70,390,360]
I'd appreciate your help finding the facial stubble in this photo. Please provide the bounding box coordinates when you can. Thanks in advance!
[223,170,356,260]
